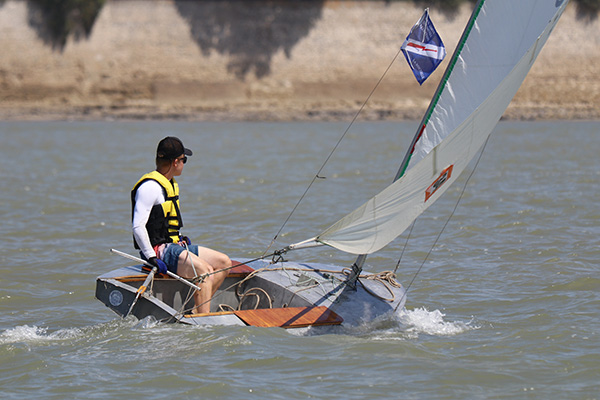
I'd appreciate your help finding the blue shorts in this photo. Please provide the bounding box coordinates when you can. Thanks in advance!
[162,243,199,273]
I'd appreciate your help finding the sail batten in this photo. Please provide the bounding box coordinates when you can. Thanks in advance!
[294,0,570,255]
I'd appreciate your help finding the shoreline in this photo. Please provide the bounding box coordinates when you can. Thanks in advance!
[0,102,596,122]
[1,1,598,122]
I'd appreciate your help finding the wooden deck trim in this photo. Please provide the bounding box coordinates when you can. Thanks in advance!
[181,310,236,318]
[228,261,255,277]
[115,275,147,282]
[234,306,343,328]
[115,274,172,283]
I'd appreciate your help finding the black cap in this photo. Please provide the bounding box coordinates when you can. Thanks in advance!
[156,137,193,160]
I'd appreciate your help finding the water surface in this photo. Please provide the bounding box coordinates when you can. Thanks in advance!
[0,121,598,399]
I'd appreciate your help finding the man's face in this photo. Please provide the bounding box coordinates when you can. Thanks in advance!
[172,155,186,176]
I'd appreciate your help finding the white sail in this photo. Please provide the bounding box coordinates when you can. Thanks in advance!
[297,0,569,255]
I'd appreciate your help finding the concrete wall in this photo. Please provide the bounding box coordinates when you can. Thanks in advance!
[0,0,598,120]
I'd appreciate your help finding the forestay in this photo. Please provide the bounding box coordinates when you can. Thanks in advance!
[293,0,569,255]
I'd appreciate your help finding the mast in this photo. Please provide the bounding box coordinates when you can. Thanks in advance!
[347,254,367,289]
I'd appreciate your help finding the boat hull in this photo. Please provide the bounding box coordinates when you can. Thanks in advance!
[95,259,406,329]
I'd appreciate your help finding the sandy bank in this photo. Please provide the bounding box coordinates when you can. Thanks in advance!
[0,0,598,121]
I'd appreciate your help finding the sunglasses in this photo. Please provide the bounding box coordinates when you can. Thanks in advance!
[177,156,187,164]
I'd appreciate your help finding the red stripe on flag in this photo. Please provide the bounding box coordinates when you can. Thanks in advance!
[407,43,438,53]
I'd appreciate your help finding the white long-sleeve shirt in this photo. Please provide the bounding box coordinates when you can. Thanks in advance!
[132,180,166,259]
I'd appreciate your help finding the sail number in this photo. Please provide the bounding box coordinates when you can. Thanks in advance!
[425,165,453,202]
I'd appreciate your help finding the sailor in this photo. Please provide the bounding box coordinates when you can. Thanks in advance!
[131,136,230,314]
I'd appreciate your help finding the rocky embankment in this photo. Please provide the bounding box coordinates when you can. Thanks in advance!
[0,0,598,121]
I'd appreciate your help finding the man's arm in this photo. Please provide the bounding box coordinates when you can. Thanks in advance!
[132,180,164,259]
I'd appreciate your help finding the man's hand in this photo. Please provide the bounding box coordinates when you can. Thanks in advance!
[148,257,167,274]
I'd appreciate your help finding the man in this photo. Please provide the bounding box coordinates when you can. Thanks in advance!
[131,136,230,314]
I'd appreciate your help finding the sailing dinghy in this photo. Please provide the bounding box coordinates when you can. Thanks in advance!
[96,0,569,329]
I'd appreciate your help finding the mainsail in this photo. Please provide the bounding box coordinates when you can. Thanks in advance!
[293,0,569,255]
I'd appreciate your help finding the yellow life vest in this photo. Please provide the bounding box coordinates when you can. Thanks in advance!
[131,171,183,248]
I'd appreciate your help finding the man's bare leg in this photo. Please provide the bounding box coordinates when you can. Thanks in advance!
[177,247,231,314]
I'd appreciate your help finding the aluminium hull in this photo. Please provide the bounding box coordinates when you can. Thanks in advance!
[95,258,406,329]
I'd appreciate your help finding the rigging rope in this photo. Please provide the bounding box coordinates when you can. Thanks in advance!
[143,49,489,320]
[394,134,493,312]
[151,103,489,321]
[393,221,416,275]
[165,263,403,319]
[262,46,405,257]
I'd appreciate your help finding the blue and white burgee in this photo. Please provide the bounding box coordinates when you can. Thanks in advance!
[401,9,446,85]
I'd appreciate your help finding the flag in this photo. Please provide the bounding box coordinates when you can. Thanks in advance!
[401,9,446,85]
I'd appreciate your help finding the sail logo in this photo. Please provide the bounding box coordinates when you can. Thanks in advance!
[425,165,453,202]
